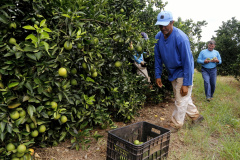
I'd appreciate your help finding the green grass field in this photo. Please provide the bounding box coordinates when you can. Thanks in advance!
[169,70,240,160]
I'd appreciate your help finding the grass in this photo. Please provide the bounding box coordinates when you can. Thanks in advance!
[169,70,240,160]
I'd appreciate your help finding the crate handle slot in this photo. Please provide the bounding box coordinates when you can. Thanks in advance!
[151,127,161,135]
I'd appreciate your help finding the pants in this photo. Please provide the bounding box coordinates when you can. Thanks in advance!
[134,62,151,83]
[201,67,217,99]
[171,77,199,128]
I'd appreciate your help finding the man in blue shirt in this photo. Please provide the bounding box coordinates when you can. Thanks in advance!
[154,11,204,132]
[197,40,222,101]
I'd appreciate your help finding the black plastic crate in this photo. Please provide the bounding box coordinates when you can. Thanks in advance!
[106,121,170,160]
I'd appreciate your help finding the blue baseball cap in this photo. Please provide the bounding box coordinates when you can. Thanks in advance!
[155,11,173,26]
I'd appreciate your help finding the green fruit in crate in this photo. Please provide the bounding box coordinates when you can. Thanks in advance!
[133,140,139,145]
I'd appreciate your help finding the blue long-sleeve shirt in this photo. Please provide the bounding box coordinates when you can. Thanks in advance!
[154,27,194,86]
[197,49,222,68]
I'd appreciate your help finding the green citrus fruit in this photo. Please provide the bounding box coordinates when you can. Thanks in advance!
[9,38,16,44]
[115,61,122,67]
[136,46,142,52]
[19,109,26,117]
[17,144,26,153]
[16,152,24,158]
[64,41,72,50]
[77,43,82,49]
[120,8,124,13]
[45,101,51,106]
[29,122,36,129]
[82,63,87,69]
[71,79,78,85]
[128,45,134,51]
[34,21,39,25]
[60,115,68,123]
[51,101,58,109]
[12,157,20,160]
[31,130,39,137]
[38,125,46,133]
[134,140,140,145]
[6,143,15,151]
[31,17,36,23]
[58,67,67,77]
[70,68,77,74]
[47,110,52,116]
[26,118,32,123]
[9,22,17,29]
[113,35,120,42]
[54,113,61,120]
[90,66,96,73]
[10,111,20,120]
[92,72,98,78]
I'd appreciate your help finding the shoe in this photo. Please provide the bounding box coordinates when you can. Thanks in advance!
[166,126,179,133]
[206,98,211,102]
[192,115,204,124]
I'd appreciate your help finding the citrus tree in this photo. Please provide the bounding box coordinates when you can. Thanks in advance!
[0,0,168,159]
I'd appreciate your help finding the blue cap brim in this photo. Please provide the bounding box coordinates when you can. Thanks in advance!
[155,21,170,26]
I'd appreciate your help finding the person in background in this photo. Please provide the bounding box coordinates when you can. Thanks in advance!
[197,40,222,101]
[133,32,151,83]
[154,11,204,133]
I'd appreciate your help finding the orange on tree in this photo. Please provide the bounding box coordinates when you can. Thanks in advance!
[115,61,122,67]
[9,22,17,29]
[31,130,39,137]
[16,152,24,158]
[10,111,20,120]
[19,109,26,117]
[70,68,77,74]
[71,79,78,85]
[38,125,46,133]
[51,101,58,109]
[29,122,36,129]
[6,143,15,151]
[136,45,142,52]
[17,144,26,153]
[54,112,61,120]
[82,62,88,69]
[60,115,68,123]
[9,38,16,44]
[91,71,98,78]
[120,8,124,13]
[64,41,72,50]
[58,67,67,77]
[28,148,34,156]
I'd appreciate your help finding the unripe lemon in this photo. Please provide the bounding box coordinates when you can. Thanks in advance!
[115,61,122,67]
[9,38,16,44]
[17,144,26,153]
[51,101,58,109]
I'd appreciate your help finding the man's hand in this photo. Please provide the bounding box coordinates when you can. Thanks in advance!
[204,58,211,63]
[180,86,188,96]
[156,78,163,88]
[211,58,219,63]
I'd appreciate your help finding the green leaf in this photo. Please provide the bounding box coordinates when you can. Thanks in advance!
[0,122,6,132]
[23,25,36,30]
[35,52,43,60]
[0,14,8,24]
[43,27,52,32]
[25,34,37,45]
[40,32,50,39]
[58,93,63,101]
[40,19,46,27]
[62,14,71,18]
[40,41,50,55]
[8,82,19,88]
[27,105,36,118]
[25,82,33,93]
[26,53,37,60]
[15,52,22,59]
[34,78,41,84]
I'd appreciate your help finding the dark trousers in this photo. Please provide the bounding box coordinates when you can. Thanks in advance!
[201,67,217,99]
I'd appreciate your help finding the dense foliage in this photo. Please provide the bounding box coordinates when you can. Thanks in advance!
[213,17,240,80]
[0,0,206,159]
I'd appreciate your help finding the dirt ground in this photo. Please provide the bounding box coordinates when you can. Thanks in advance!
[35,97,191,160]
